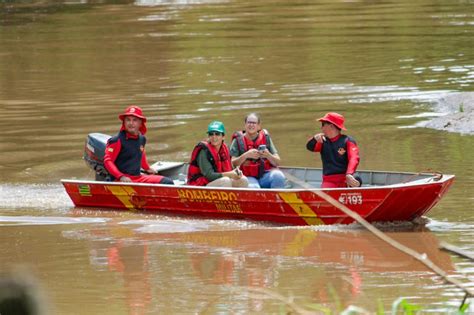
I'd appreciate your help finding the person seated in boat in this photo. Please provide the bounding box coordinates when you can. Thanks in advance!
[103,106,174,184]
[187,121,249,187]
[306,112,361,188]
[230,113,286,189]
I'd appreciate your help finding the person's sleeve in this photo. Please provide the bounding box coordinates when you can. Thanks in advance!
[306,137,322,152]
[346,140,360,175]
[104,139,125,179]
[267,137,278,154]
[229,139,240,157]
[197,150,223,181]
[141,149,151,171]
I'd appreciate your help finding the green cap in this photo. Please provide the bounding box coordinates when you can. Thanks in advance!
[207,121,225,134]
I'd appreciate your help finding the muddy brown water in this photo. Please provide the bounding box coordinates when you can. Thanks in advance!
[1,0,473,313]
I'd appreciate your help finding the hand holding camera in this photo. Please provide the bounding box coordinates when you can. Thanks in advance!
[258,144,268,158]
[230,167,243,179]
[234,167,242,177]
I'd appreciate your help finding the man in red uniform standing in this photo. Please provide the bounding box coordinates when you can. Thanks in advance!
[104,106,173,184]
[306,112,361,188]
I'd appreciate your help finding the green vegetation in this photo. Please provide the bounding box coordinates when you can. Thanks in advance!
[244,286,471,314]
[307,298,470,315]
[390,298,422,314]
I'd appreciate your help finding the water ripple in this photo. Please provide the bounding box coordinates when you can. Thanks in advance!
[0,184,73,211]
[0,215,108,226]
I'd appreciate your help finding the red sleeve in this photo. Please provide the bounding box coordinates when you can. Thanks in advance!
[346,140,360,175]
[141,149,151,171]
[306,137,323,152]
[104,139,125,179]
[314,141,322,152]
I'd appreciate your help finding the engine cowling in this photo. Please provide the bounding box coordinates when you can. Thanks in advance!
[83,133,111,181]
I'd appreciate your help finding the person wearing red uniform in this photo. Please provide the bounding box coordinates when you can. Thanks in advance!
[306,112,361,188]
[104,106,173,184]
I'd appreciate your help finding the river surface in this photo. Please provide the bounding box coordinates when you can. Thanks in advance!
[1,0,473,314]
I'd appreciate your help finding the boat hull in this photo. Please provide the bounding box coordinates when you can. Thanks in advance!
[61,172,454,226]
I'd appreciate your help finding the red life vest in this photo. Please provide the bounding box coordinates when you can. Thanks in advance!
[187,141,232,186]
[231,129,273,178]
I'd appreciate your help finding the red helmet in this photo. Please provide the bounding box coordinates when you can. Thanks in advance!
[318,112,346,130]
[119,105,147,122]
[118,106,147,135]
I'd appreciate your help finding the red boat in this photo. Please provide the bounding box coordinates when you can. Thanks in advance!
[61,133,455,226]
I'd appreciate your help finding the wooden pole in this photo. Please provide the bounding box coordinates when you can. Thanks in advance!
[284,172,474,297]
[440,242,474,261]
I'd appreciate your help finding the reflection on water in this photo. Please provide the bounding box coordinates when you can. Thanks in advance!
[0,211,473,313]
[1,0,474,313]
[1,213,468,314]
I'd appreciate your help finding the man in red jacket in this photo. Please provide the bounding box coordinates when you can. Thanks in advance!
[306,112,361,188]
[104,106,173,184]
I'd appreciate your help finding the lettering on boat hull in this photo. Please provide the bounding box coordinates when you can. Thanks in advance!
[177,189,242,213]
[338,192,363,205]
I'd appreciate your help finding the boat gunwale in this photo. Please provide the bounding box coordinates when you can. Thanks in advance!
[61,168,455,192]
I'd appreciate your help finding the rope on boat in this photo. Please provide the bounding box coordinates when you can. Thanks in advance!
[433,172,443,181]
[402,169,443,183]
[284,172,474,298]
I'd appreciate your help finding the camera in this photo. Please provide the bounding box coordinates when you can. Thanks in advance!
[234,167,242,176]
[258,144,266,152]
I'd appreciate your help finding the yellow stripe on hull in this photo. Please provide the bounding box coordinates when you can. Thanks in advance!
[106,186,138,210]
[278,192,324,225]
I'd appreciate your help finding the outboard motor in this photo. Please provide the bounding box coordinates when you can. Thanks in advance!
[84,133,111,181]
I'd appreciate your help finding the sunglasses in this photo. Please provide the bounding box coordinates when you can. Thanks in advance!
[208,132,223,136]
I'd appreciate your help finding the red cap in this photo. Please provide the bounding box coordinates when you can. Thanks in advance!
[318,112,346,130]
[119,106,147,122]
[119,106,147,135]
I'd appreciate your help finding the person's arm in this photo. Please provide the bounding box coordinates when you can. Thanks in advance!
[346,140,360,175]
[230,139,259,167]
[103,139,127,180]
[221,169,243,180]
[140,149,156,174]
[196,150,223,182]
[345,139,360,187]
[306,135,324,152]
[261,137,281,167]
[229,139,242,167]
